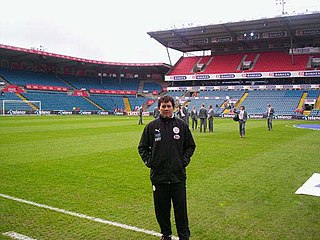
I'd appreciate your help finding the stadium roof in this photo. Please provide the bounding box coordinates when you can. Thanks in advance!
[0,44,171,74]
[148,12,320,54]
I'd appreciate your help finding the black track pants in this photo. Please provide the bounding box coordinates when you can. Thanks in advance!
[152,182,190,240]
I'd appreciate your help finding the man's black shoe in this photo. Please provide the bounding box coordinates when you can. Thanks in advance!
[160,235,172,240]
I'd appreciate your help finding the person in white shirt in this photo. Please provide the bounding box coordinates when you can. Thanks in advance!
[177,104,188,124]
[235,106,248,138]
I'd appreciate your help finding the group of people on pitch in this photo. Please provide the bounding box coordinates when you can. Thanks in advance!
[154,103,215,133]
[233,104,275,138]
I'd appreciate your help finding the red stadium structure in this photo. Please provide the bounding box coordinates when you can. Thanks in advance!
[148,12,320,119]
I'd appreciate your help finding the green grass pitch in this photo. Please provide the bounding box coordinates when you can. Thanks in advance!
[0,115,319,240]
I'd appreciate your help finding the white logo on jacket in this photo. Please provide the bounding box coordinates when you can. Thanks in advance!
[174,134,180,140]
[173,127,180,134]
[155,128,161,141]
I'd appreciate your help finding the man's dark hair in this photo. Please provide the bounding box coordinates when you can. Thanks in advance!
[158,95,175,108]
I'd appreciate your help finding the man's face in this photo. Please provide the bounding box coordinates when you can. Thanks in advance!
[159,101,173,118]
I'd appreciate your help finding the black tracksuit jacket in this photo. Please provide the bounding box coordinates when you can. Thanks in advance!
[138,116,196,184]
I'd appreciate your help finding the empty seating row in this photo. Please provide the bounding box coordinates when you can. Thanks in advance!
[89,94,125,112]
[22,91,99,111]
[167,51,317,75]
[1,69,164,94]
[61,75,140,91]
[0,68,68,87]
[232,90,303,115]
[143,82,162,92]
[159,90,306,116]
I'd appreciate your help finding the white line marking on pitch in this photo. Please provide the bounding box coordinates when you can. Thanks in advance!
[2,231,37,240]
[0,193,178,240]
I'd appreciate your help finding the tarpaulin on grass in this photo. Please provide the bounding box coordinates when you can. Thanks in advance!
[295,173,320,197]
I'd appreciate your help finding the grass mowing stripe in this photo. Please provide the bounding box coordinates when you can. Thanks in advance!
[2,231,37,240]
[0,193,178,240]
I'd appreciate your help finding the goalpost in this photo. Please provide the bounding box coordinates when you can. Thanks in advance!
[2,100,42,115]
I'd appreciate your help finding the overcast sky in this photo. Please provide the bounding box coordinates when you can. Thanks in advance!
[0,0,319,65]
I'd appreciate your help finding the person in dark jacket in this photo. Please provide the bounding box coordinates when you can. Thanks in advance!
[138,105,144,125]
[266,104,275,130]
[190,106,198,130]
[198,104,208,133]
[153,106,160,119]
[207,105,214,132]
[177,104,188,125]
[138,95,196,240]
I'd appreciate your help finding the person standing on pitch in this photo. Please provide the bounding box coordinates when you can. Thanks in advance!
[266,104,275,130]
[138,96,196,240]
[153,106,160,119]
[198,104,208,133]
[190,106,198,130]
[235,106,248,138]
[138,105,144,125]
[177,104,188,124]
[208,105,214,132]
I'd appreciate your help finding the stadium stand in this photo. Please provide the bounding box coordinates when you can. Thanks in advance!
[0,67,153,113]
[22,91,100,111]
[306,90,320,99]
[169,89,312,116]
[166,51,314,75]
[0,92,21,101]
[0,68,68,87]
[240,90,303,115]
[89,94,125,112]
[168,56,200,75]
[252,51,309,72]
[60,75,140,91]
[202,53,244,73]
[143,81,162,93]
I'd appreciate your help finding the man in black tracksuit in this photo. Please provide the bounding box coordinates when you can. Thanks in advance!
[138,96,196,240]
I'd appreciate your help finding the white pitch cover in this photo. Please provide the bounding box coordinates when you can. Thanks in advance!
[295,173,320,197]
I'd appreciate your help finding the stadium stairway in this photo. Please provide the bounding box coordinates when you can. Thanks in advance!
[0,75,11,85]
[297,92,308,109]
[83,96,105,111]
[314,95,320,110]
[57,75,77,90]
[137,80,144,93]
[223,91,248,114]
[123,97,131,112]
[235,92,249,108]
[222,100,231,114]
[237,55,247,71]
[16,93,39,110]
